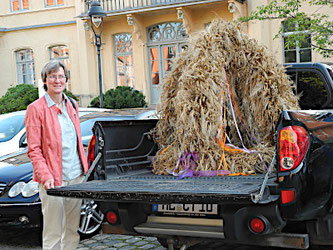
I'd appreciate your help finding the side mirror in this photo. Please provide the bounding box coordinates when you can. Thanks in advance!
[19,133,27,148]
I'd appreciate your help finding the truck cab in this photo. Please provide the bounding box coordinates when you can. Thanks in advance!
[285,62,333,109]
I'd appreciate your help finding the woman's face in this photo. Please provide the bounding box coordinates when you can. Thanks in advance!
[46,67,66,95]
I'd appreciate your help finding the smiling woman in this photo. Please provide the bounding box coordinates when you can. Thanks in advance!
[25,59,89,249]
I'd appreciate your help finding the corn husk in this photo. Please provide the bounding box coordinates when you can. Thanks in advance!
[152,19,299,176]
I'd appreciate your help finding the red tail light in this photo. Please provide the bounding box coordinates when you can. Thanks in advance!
[249,217,266,234]
[87,135,96,167]
[281,189,296,204]
[279,126,309,172]
[106,211,118,224]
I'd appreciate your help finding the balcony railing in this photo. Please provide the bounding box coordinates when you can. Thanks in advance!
[84,0,230,14]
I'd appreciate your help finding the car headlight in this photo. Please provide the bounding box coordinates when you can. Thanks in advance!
[8,181,26,197]
[8,180,39,198]
[22,180,39,197]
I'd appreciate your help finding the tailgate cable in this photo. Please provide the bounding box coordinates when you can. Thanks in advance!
[251,153,276,204]
[83,152,102,182]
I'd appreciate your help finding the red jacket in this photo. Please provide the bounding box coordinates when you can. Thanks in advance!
[25,96,88,186]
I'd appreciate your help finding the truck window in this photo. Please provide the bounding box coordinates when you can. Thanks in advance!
[288,71,330,109]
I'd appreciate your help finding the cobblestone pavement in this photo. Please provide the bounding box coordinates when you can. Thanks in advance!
[78,234,165,250]
[0,228,165,250]
[0,228,325,250]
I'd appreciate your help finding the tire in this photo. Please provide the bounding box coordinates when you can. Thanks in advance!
[157,237,181,250]
[78,199,104,239]
[311,246,333,250]
[306,213,333,247]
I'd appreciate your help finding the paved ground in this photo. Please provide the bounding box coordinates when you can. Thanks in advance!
[0,228,165,250]
[0,228,326,250]
[78,234,164,250]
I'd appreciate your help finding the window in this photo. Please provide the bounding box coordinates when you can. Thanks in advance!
[113,33,134,87]
[0,114,25,143]
[45,0,64,7]
[287,70,332,109]
[282,20,312,63]
[11,0,29,11]
[15,49,35,84]
[49,45,71,89]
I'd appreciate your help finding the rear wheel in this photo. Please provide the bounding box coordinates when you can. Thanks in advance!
[311,246,332,250]
[78,199,104,239]
[157,237,180,250]
[306,213,333,248]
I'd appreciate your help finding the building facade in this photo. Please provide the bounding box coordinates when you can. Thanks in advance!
[0,0,331,106]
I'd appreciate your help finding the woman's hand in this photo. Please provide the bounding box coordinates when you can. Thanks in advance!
[44,178,55,190]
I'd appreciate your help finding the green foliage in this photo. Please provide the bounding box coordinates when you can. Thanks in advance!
[0,84,79,114]
[240,0,333,58]
[64,89,79,101]
[0,84,38,114]
[89,86,147,109]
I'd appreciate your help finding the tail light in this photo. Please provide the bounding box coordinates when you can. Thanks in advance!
[281,189,296,204]
[87,135,96,167]
[106,210,119,224]
[279,126,309,172]
[249,217,266,234]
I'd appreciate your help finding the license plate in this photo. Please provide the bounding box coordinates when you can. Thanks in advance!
[152,204,218,215]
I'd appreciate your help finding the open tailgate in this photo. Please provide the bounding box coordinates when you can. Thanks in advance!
[47,173,277,203]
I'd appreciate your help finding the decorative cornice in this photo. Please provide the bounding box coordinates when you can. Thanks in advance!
[126,14,134,25]
[126,14,145,44]
[0,21,76,32]
[228,0,245,20]
[177,8,184,20]
[177,7,194,35]
[82,0,245,18]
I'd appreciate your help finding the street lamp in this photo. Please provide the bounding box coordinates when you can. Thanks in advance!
[88,0,107,108]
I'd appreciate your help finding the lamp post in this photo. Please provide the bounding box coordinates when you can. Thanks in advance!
[88,0,107,108]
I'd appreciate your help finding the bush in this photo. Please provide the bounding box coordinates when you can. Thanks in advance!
[0,84,78,114]
[0,84,38,114]
[90,86,147,109]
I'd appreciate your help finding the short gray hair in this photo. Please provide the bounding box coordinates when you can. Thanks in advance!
[41,60,68,91]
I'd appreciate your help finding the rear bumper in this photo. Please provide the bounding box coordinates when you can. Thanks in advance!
[101,201,309,249]
[135,222,309,249]
[0,202,42,228]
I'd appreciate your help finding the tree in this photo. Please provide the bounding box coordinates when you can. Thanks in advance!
[240,0,333,58]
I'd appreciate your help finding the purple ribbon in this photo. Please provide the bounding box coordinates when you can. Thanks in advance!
[166,150,230,179]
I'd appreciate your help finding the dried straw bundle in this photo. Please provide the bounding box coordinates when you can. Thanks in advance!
[152,19,299,177]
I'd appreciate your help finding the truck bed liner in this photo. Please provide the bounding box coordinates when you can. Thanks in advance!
[48,170,277,204]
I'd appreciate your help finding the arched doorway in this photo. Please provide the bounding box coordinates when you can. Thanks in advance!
[147,22,187,104]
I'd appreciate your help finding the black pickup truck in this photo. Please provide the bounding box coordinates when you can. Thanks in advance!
[49,62,333,249]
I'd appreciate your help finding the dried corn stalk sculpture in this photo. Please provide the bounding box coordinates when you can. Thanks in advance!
[152,19,299,177]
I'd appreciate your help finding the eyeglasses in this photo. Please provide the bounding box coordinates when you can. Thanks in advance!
[48,75,66,80]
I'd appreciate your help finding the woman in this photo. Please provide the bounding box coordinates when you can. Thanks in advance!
[25,60,88,250]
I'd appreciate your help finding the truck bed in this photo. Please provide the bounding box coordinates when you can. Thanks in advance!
[48,169,277,204]
[48,119,278,204]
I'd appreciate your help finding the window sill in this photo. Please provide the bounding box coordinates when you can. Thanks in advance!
[1,5,74,17]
